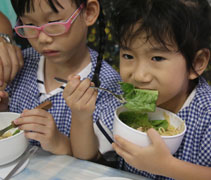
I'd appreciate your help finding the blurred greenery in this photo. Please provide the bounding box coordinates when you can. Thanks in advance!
[204,62,211,85]
[87,0,120,72]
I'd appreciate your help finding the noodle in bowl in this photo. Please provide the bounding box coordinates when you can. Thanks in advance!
[113,106,186,154]
[0,112,28,165]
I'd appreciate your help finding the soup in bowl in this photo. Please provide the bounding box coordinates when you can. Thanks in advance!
[113,106,186,154]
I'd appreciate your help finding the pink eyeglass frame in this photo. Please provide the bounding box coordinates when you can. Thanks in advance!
[15,3,84,38]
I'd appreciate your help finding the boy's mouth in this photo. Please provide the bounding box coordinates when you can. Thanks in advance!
[42,50,60,56]
[135,87,156,91]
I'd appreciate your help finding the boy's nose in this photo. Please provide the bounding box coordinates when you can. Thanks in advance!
[133,65,152,83]
[37,31,53,44]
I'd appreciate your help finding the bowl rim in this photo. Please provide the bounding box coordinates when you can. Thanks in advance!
[0,112,20,116]
[115,106,187,138]
[0,112,25,142]
[0,130,24,142]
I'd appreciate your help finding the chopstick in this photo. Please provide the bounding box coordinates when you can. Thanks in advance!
[0,101,52,136]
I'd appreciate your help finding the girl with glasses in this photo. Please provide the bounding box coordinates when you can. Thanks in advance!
[0,0,122,156]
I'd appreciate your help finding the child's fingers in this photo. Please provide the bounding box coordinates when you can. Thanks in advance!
[90,82,95,86]
[112,142,132,161]
[78,86,97,105]
[67,74,80,81]
[20,109,50,118]
[0,90,8,102]
[87,89,98,105]
[0,90,8,97]
[19,123,46,134]
[14,110,52,126]
[147,128,164,145]
[75,78,91,94]
[63,76,81,98]
[24,131,45,142]
[114,135,142,155]
[14,116,45,126]
[68,78,91,102]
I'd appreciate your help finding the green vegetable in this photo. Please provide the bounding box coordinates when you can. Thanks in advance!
[119,82,158,112]
[12,129,20,136]
[119,111,168,131]
[119,111,151,129]
[119,82,168,131]
[149,120,168,131]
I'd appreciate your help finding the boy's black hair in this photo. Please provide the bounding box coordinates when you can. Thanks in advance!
[11,0,105,87]
[112,0,211,72]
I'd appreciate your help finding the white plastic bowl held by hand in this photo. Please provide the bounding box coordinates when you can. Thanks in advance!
[0,112,28,165]
[113,106,186,154]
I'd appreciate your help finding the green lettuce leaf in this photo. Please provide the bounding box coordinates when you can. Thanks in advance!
[119,111,151,129]
[119,82,158,112]
[119,111,168,131]
[149,120,168,131]
[118,82,168,132]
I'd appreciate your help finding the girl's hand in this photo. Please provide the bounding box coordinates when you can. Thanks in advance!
[0,42,23,87]
[14,109,66,154]
[63,75,98,121]
[0,90,9,111]
[112,128,173,175]
[63,75,98,160]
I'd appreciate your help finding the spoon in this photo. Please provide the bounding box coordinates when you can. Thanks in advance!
[54,77,127,104]
[0,100,52,136]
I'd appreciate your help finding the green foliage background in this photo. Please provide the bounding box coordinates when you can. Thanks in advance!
[87,1,119,72]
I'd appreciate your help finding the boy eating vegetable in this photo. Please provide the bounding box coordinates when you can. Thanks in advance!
[111,0,211,179]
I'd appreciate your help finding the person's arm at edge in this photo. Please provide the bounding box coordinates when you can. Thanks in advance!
[0,12,13,37]
[0,12,13,90]
[162,156,211,180]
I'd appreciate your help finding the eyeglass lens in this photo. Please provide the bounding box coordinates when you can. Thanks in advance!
[17,24,67,38]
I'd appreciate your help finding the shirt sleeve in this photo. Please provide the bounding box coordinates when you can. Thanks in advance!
[93,86,122,154]
[197,111,211,166]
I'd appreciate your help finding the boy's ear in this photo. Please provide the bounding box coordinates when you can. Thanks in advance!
[189,48,210,80]
[83,0,100,26]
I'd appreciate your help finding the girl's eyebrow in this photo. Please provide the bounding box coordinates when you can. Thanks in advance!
[22,11,55,18]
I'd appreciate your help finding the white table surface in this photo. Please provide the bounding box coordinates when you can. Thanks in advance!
[10,148,149,180]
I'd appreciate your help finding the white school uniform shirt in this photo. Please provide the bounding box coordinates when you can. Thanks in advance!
[37,56,115,154]
[37,55,92,102]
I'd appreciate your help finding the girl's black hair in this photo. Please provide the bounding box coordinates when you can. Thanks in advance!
[11,0,105,87]
[112,0,211,72]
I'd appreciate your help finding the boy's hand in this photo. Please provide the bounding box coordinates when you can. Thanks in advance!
[13,109,68,154]
[0,90,9,111]
[112,128,173,175]
[63,75,98,121]
[0,42,23,87]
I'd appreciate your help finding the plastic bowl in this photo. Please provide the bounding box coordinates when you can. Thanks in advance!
[0,112,28,165]
[113,106,186,154]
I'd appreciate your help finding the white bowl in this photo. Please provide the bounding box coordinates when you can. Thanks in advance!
[0,112,28,165]
[113,106,186,154]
